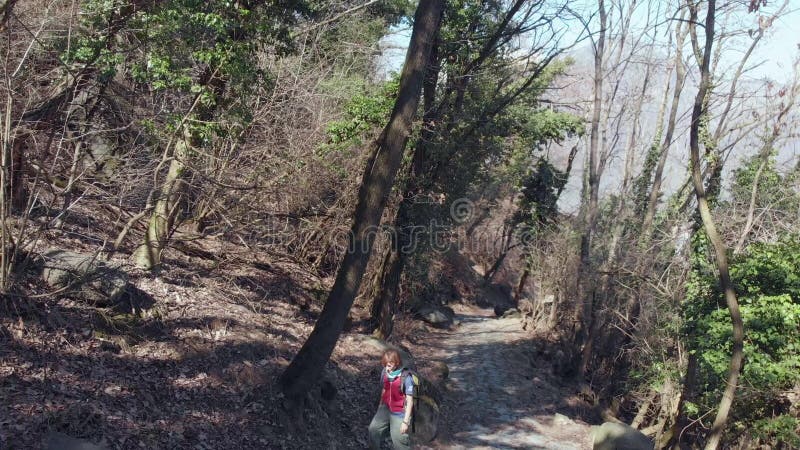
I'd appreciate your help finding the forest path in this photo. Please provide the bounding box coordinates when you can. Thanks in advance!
[415,305,593,450]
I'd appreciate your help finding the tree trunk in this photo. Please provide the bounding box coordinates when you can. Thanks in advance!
[368,27,442,338]
[368,196,416,339]
[0,0,18,29]
[513,259,531,303]
[670,353,699,449]
[132,64,225,270]
[0,92,10,293]
[371,237,403,339]
[556,144,579,200]
[132,130,190,269]
[688,2,744,448]
[10,137,27,213]
[484,225,514,282]
[577,0,606,377]
[279,0,444,405]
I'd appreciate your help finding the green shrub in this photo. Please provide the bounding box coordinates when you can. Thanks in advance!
[751,415,800,448]
[684,235,800,443]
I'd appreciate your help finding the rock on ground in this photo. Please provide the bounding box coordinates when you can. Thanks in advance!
[416,305,455,328]
[40,249,129,305]
[591,422,654,450]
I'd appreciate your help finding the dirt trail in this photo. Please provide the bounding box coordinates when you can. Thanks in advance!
[415,305,593,450]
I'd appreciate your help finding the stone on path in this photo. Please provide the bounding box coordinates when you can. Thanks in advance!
[592,422,654,450]
[501,308,521,319]
[416,305,455,328]
[554,413,575,426]
[414,393,440,443]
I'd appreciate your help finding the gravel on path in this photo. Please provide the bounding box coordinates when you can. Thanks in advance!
[414,306,593,450]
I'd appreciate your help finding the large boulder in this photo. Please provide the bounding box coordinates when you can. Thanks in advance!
[592,422,654,450]
[416,305,455,329]
[40,249,129,305]
[412,390,439,443]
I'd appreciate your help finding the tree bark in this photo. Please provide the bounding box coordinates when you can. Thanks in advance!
[0,0,18,29]
[371,231,404,339]
[687,2,744,448]
[132,65,225,270]
[484,225,514,282]
[577,0,606,377]
[368,27,441,338]
[671,353,699,449]
[132,130,190,269]
[279,0,444,404]
[513,259,531,303]
[0,91,10,293]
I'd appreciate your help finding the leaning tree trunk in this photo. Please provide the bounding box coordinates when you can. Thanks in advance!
[132,64,225,270]
[132,129,191,269]
[279,0,444,406]
[368,29,441,339]
[688,2,744,448]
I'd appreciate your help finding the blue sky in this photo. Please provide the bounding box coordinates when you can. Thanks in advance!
[750,4,800,82]
[376,2,800,83]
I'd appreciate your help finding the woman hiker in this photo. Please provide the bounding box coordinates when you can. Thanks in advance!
[368,349,414,449]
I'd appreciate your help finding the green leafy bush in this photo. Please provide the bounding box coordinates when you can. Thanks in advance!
[684,235,800,444]
[321,78,399,151]
[751,415,800,448]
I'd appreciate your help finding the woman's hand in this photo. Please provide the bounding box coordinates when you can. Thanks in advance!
[402,394,414,434]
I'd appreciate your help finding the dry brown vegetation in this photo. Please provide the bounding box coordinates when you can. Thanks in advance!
[1,0,799,449]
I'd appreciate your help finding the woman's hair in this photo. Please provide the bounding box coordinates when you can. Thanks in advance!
[380,349,402,367]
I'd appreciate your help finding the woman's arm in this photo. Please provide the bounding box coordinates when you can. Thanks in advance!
[401,395,414,433]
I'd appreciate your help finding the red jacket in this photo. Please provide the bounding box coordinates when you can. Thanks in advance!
[381,372,406,414]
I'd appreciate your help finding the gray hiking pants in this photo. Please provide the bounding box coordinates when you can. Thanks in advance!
[368,403,412,450]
